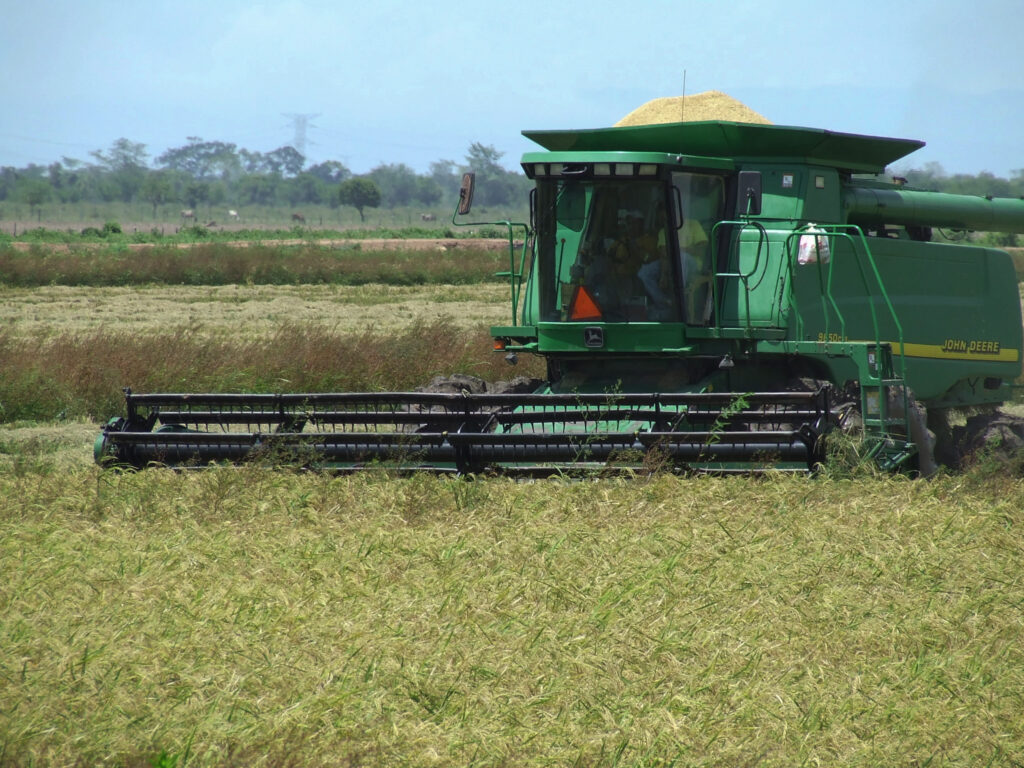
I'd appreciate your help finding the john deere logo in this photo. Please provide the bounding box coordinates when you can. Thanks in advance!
[584,327,604,348]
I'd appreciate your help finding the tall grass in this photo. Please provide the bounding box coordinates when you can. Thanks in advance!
[0,202,530,233]
[0,243,509,287]
[0,320,543,422]
[0,223,515,247]
[1,467,1022,766]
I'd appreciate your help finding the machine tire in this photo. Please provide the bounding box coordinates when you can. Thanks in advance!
[948,409,1024,469]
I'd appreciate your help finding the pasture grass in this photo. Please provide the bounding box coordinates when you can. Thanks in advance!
[1,460,1022,766]
[0,202,528,234]
[0,242,510,287]
[0,284,509,339]
[0,225,472,245]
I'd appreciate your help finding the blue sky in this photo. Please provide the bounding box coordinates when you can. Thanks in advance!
[1,0,1021,177]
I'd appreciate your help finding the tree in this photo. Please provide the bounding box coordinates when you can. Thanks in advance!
[307,160,350,184]
[19,178,51,221]
[981,231,1020,247]
[157,138,241,180]
[140,171,173,218]
[0,166,19,201]
[90,138,149,202]
[47,161,85,204]
[464,142,506,176]
[461,142,528,206]
[282,173,324,206]
[430,159,459,204]
[414,176,443,207]
[183,181,210,211]
[90,138,148,172]
[338,177,381,222]
[237,175,277,205]
[239,149,268,174]
[264,146,305,177]
[367,163,420,207]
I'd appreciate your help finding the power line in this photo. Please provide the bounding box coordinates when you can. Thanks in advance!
[281,113,320,158]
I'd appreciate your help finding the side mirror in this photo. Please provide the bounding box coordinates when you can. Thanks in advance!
[457,173,475,215]
[737,170,762,216]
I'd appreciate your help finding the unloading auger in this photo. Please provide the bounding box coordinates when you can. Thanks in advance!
[97,119,1024,474]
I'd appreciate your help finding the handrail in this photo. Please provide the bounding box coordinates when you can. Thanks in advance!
[450,198,531,324]
[782,224,910,446]
[782,225,847,343]
[707,220,769,330]
[786,224,907,387]
[706,220,909,401]
[505,224,531,323]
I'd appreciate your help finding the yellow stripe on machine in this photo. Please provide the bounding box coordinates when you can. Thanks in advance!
[890,342,1020,362]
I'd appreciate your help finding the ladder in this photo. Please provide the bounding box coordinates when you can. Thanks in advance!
[709,222,918,470]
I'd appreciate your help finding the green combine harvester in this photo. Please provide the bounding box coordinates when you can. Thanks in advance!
[96,120,1024,474]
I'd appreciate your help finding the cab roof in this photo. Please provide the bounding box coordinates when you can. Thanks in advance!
[522,121,925,174]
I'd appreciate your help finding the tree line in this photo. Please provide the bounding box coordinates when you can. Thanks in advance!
[3,138,1022,226]
[900,162,1024,199]
[0,137,532,220]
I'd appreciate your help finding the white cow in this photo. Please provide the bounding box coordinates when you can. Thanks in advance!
[180,209,195,221]
[228,209,239,221]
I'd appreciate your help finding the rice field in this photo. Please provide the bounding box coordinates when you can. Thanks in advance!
[2,458,1023,767]
[1,247,1024,767]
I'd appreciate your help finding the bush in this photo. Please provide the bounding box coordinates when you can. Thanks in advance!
[181,224,211,238]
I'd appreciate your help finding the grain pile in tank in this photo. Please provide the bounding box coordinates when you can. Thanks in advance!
[615,90,771,126]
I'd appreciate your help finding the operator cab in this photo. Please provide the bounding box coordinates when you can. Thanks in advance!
[529,165,727,326]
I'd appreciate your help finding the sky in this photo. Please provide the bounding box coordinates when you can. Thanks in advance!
[1,0,1022,178]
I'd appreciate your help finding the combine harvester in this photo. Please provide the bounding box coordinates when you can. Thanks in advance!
[96,114,1024,475]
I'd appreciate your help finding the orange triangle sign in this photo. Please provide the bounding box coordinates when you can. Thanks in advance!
[569,285,603,321]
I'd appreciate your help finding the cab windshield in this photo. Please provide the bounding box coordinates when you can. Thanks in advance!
[533,173,725,324]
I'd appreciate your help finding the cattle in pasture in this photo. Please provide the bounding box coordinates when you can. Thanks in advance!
[228,209,239,221]
[420,213,437,222]
[291,212,306,223]
[181,209,195,221]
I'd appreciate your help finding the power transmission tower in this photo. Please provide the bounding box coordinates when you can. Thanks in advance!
[282,113,321,158]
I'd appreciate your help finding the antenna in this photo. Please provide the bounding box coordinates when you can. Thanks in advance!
[680,70,687,123]
[281,112,321,157]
